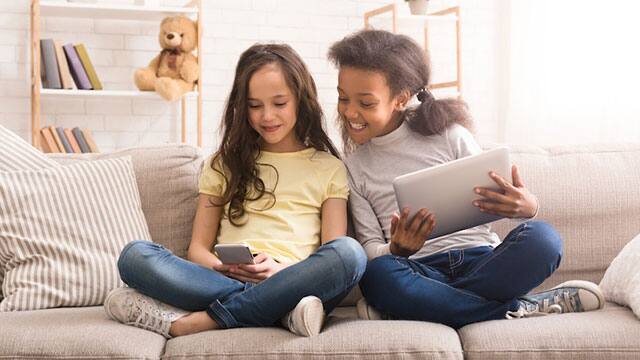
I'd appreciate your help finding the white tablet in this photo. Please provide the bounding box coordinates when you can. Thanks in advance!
[392,147,511,240]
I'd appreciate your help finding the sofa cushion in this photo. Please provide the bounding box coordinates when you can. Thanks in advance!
[600,232,640,319]
[0,158,151,311]
[47,144,203,259]
[488,143,640,291]
[0,306,166,359]
[458,303,640,360]
[0,126,59,301]
[163,307,462,360]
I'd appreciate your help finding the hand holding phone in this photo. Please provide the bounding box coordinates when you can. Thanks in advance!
[214,243,255,265]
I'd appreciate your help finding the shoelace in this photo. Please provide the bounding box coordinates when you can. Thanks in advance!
[127,298,172,337]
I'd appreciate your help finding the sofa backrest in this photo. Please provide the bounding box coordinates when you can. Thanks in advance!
[46,142,640,295]
[48,144,202,259]
[488,143,640,291]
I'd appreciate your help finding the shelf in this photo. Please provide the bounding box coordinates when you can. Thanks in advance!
[370,14,458,22]
[40,88,198,99]
[40,1,198,21]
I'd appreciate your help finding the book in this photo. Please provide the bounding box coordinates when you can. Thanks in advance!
[54,40,74,89]
[63,43,92,90]
[39,127,59,153]
[64,128,82,153]
[47,126,64,152]
[55,127,73,153]
[72,127,90,153]
[81,128,99,153]
[40,39,62,89]
[74,44,103,90]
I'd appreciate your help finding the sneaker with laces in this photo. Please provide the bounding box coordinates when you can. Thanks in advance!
[104,287,189,338]
[356,298,385,320]
[281,296,325,337]
[506,280,605,319]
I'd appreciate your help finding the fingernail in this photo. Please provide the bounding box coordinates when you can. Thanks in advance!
[474,188,480,193]
[473,201,479,206]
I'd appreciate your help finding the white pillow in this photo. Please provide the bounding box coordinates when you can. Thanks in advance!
[0,126,59,302]
[0,157,151,311]
[600,232,640,318]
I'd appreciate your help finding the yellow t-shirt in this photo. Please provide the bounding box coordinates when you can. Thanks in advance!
[199,148,349,263]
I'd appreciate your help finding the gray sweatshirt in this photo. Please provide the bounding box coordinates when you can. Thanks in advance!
[345,121,501,260]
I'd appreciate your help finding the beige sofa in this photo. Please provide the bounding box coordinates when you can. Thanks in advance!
[2,142,640,360]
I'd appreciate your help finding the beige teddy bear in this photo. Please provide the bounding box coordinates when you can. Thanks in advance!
[134,15,199,101]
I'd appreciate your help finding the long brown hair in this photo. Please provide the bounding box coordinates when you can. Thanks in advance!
[212,43,340,226]
[328,29,473,152]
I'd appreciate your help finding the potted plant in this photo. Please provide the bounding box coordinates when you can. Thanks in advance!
[405,0,429,15]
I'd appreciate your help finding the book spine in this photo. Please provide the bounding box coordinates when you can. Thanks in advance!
[63,43,92,90]
[48,126,64,152]
[40,39,62,89]
[55,126,73,153]
[72,127,91,153]
[74,44,103,90]
[54,40,74,90]
[81,128,99,153]
[64,128,82,153]
[39,128,59,153]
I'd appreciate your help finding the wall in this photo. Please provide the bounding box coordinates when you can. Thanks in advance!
[0,0,505,154]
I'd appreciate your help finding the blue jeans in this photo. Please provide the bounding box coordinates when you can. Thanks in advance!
[360,221,563,329]
[117,236,367,329]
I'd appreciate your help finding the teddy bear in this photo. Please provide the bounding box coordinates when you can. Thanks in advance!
[134,15,199,102]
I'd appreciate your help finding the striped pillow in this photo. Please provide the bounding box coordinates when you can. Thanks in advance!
[0,126,58,170]
[0,126,59,302]
[0,157,151,311]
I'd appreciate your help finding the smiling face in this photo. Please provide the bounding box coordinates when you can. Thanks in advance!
[337,66,408,145]
[247,63,302,153]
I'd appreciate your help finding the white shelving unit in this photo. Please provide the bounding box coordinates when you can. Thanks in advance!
[364,3,461,98]
[30,0,203,150]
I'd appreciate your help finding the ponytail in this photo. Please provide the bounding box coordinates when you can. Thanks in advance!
[406,88,474,136]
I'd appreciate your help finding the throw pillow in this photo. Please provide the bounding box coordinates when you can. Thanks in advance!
[600,232,640,319]
[0,157,151,311]
[0,125,59,302]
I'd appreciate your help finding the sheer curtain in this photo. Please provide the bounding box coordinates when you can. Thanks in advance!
[502,0,640,145]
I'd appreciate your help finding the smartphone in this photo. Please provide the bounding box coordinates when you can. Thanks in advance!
[214,243,255,264]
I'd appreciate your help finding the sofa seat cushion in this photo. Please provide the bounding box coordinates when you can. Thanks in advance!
[0,306,166,359]
[458,302,640,360]
[163,306,462,360]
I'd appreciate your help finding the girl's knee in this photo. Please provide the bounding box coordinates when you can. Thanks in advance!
[527,221,563,255]
[360,255,403,294]
[117,240,160,278]
[327,236,368,278]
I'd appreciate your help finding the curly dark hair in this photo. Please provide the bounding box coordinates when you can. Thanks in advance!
[328,29,473,152]
[211,43,340,226]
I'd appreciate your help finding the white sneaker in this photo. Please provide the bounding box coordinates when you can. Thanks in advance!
[104,287,189,338]
[356,298,385,320]
[281,296,325,337]
[506,280,605,319]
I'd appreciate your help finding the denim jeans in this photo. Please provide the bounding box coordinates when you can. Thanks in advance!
[117,236,367,329]
[360,221,563,329]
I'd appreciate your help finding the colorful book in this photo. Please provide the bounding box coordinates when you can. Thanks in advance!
[81,128,99,153]
[72,127,90,153]
[47,126,64,152]
[39,128,59,153]
[40,39,62,89]
[74,44,102,90]
[55,127,73,153]
[63,43,92,90]
[54,40,74,89]
[64,128,82,153]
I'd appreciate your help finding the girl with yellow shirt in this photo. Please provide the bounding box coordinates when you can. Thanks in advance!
[104,44,367,338]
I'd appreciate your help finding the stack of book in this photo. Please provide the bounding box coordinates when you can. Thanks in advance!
[40,39,102,90]
[39,126,100,153]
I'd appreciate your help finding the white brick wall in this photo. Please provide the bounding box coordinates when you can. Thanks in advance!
[0,0,503,154]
